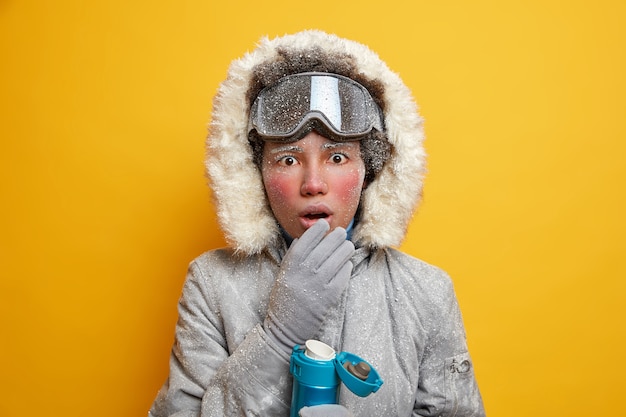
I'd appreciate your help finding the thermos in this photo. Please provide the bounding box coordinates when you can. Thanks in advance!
[289,340,383,417]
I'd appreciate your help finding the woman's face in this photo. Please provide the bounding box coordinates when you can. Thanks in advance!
[261,131,366,239]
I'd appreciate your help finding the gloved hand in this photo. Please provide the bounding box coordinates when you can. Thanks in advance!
[299,404,353,417]
[264,219,355,354]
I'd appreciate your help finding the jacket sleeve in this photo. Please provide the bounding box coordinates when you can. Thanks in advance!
[149,261,292,417]
[413,276,486,417]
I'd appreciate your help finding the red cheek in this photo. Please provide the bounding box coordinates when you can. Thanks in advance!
[332,170,365,197]
[264,173,293,198]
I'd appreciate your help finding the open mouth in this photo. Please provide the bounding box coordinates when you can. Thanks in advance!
[304,212,329,220]
[299,205,333,228]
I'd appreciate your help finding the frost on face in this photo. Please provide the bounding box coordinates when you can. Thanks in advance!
[251,128,391,186]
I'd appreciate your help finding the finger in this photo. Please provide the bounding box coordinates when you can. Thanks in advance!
[315,239,355,278]
[326,260,353,290]
[299,404,352,417]
[307,226,348,268]
[289,219,330,258]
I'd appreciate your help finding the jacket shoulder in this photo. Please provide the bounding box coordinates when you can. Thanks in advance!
[383,248,453,283]
[186,248,278,294]
[379,248,457,308]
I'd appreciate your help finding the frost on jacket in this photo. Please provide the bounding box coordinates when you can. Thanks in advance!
[149,30,485,417]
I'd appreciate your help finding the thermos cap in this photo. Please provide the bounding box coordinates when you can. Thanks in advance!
[304,340,336,361]
[290,341,384,397]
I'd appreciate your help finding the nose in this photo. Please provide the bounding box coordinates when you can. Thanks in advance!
[301,165,328,196]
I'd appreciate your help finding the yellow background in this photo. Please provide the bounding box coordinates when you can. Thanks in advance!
[1,0,624,416]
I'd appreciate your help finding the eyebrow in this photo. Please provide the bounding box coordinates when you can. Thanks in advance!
[268,145,304,154]
[322,142,358,151]
[268,141,357,155]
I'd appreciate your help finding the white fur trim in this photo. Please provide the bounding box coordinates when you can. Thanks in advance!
[206,30,425,253]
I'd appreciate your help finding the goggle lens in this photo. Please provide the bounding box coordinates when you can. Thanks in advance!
[249,72,383,141]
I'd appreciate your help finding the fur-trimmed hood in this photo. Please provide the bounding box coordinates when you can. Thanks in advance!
[206,30,425,254]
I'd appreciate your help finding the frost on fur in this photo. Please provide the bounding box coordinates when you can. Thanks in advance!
[206,30,425,254]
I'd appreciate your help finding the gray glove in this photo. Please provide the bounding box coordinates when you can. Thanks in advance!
[299,405,353,417]
[264,219,355,354]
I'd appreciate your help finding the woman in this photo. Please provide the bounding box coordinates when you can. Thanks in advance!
[150,30,485,417]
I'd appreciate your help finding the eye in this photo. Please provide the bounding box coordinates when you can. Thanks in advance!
[278,155,298,166]
[329,153,348,164]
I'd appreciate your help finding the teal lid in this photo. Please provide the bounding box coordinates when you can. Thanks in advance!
[334,351,384,397]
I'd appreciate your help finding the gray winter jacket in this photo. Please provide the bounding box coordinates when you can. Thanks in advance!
[149,30,485,416]
[149,241,484,416]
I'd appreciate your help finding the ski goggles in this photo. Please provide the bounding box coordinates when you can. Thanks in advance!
[248,72,384,142]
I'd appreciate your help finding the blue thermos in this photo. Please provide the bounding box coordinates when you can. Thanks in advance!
[289,340,384,417]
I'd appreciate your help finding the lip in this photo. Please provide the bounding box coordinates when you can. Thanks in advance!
[298,204,334,230]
